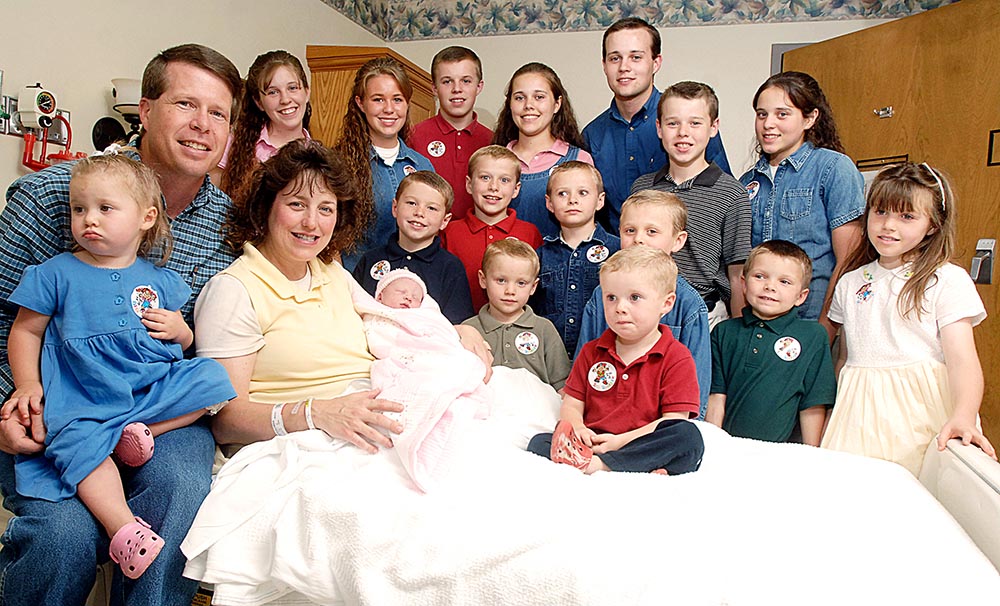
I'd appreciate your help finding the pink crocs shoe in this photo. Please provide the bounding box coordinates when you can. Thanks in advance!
[109,517,163,579]
[550,420,593,471]
[114,422,154,467]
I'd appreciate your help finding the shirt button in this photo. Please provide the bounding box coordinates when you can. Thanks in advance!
[752,348,759,354]
[629,156,634,161]
[568,318,574,324]
[622,373,629,380]
[114,296,124,305]
[505,343,510,347]
[758,322,765,328]
[110,272,121,282]
[756,333,762,339]
[118,318,128,327]
[406,255,412,260]
[570,284,576,290]
[457,145,462,150]
[629,127,634,131]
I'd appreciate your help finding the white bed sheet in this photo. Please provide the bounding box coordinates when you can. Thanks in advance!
[182,368,1000,605]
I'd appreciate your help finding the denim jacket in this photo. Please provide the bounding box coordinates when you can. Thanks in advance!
[533,225,621,354]
[575,274,710,419]
[739,142,864,319]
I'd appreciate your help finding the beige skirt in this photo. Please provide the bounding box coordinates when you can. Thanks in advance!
[821,360,957,476]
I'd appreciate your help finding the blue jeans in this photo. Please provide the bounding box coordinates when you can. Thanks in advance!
[528,419,704,475]
[0,421,214,606]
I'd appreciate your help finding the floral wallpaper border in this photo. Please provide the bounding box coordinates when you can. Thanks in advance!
[323,0,957,42]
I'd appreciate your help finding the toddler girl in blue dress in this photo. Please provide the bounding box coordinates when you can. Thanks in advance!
[3,154,235,579]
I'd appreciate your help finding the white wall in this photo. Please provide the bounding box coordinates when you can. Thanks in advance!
[393,18,890,175]
[0,3,889,195]
[0,0,381,192]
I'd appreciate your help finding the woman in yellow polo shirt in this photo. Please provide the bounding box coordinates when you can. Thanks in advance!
[194,140,488,454]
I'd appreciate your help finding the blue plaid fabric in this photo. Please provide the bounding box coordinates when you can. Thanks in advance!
[0,152,234,395]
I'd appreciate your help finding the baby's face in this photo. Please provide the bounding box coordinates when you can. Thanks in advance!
[378,277,424,309]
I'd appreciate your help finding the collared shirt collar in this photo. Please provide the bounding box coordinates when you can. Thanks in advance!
[464,208,518,234]
[430,112,481,135]
[476,303,537,332]
[367,138,422,163]
[651,161,725,190]
[506,139,571,169]
[594,324,669,365]
[239,242,332,302]
[608,87,660,126]
[257,125,311,153]
[385,233,442,262]
[739,305,800,333]
[542,223,616,246]
[754,141,816,175]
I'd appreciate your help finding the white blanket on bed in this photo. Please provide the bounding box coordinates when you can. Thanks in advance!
[182,368,1000,605]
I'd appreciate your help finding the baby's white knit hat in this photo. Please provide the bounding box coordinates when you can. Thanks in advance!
[375,268,428,300]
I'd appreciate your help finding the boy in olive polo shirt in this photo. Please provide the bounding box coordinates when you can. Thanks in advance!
[706,240,835,445]
[463,239,570,390]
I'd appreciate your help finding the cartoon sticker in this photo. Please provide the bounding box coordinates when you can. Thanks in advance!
[586,245,609,263]
[130,285,160,318]
[403,165,417,176]
[856,282,873,303]
[426,141,446,158]
[773,336,801,362]
[370,260,391,280]
[588,361,617,391]
[746,181,760,200]
[515,331,539,355]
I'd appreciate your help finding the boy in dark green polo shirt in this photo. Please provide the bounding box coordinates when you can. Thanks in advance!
[706,240,835,444]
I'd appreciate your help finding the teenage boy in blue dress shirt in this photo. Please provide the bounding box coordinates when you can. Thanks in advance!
[583,17,730,232]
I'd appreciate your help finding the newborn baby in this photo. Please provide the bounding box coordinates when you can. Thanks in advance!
[355,269,491,491]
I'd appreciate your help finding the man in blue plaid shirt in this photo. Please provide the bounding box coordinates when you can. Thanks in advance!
[0,44,240,605]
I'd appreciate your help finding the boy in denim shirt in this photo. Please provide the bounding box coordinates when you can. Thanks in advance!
[533,161,620,354]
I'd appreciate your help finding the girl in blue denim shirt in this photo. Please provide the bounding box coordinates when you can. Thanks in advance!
[740,72,864,331]
[335,57,434,271]
[492,63,594,239]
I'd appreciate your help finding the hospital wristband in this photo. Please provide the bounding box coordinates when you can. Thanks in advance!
[303,398,316,430]
[271,402,287,437]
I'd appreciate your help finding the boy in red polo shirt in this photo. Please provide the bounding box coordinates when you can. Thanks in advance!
[527,246,704,475]
[408,46,493,220]
[443,145,543,310]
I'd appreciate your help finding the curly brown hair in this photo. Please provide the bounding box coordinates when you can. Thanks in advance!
[333,57,415,251]
[222,50,312,208]
[491,62,586,150]
[225,140,363,263]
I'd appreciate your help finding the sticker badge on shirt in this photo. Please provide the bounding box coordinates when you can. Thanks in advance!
[856,282,873,303]
[403,165,417,176]
[586,245,609,263]
[773,336,801,362]
[588,361,617,391]
[746,181,760,200]
[426,141,446,158]
[130,285,160,318]
[370,260,391,280]
[515,331,539,355]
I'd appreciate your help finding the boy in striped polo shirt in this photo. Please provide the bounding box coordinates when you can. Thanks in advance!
[630,81,751,329]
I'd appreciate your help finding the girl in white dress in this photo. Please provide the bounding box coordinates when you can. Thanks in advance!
[821,162,996,475]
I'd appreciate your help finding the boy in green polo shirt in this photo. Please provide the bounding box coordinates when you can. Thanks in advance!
[706,240,835,444]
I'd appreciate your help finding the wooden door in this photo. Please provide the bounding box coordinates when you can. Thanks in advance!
[783,0,1000,440]
[305,46,434,147]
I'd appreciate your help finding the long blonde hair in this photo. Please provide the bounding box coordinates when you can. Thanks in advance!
[840,162,955,320]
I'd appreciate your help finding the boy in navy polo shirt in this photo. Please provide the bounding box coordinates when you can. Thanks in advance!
[527,246,704,475]
[463,239,570,390]
[353,171,474,323]
[533,161,620,355]
[706,240,835,444]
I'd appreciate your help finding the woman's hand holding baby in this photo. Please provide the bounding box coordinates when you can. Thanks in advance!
[313,389,404,454]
